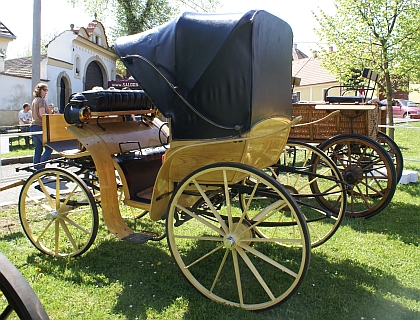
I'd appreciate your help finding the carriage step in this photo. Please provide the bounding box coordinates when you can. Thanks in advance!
[122,231,159,244]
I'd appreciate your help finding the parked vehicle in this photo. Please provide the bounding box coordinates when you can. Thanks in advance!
[380,99,420,119]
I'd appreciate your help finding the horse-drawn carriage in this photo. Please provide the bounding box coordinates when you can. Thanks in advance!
[1,9,400,314]
[289,68,400,218]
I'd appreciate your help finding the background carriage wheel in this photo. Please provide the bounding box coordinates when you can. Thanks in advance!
[166,163,310,311]
[262,140,347,247]
[318,133,397,218]
[0,253,49,319]
[19,168,99,257]
[376,131,403,182]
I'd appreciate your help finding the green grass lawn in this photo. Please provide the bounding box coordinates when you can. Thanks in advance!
[0,125,419,319]
[1,137,34,159]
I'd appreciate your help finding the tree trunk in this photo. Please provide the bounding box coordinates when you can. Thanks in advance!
[384,70,394,139]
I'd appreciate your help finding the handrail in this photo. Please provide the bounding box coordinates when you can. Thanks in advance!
[292,110,340,127]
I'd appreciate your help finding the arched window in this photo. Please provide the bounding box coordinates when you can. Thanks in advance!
[75,56,81,77]
[85,61,104,90]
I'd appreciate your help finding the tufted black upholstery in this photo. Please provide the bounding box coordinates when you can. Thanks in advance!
[80,89,154,112]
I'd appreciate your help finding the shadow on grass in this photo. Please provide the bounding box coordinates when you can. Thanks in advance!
[23,230,419,320]
[1,199,418,319]
[342,200,419,246]
[0,230,25,241]
[292,252,420,320]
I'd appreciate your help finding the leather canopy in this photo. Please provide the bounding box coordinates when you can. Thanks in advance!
[114,10,293,140]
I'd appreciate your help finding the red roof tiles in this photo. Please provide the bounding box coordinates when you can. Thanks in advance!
[292,57,337,86]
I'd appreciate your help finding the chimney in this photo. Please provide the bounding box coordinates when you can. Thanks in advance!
[293,43,297,49]
[312,50,318,58]
[329,46,334,52]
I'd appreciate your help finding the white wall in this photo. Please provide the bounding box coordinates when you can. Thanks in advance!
[0,22,117,125]
[0,74,33,125]
[47,31,76,63]
[409,84,420,103]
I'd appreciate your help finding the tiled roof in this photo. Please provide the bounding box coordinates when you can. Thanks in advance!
[2,54,47,78]
[73,20,110,47]
[85,21,98,36]
[292,47,308,60]
[292,57,337,86]
[0,21,16,39]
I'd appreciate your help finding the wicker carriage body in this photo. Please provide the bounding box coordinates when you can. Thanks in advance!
[289,103,380,142]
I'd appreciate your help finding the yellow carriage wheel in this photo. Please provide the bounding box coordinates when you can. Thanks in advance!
[166,163,310,311]
[258,140,347,247]
[19,168,99,257]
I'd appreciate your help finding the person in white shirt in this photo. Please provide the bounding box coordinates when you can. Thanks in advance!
[18,103,32,146]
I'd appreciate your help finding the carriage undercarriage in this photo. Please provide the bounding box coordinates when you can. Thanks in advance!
[13,106,352,310]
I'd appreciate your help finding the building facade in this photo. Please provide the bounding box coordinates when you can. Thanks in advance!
[0,20,117,126]
[292,45,340,103]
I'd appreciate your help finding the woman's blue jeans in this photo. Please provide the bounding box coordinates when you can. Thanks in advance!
[30,125,52,170]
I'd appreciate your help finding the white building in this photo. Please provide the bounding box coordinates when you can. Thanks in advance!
[0,20,117,126]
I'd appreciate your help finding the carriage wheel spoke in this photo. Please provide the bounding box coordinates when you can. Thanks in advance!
[61,216,92,235]
[175,204,224,235]
[37,177,55,209]
[231,250,244,306]
[237,247,275,300]
[241,244,298,278]
[54,221,60,255]
[354,184,372,208]
[210,249,229,293]
[58,184,80,211]
[34,220,54,245]
[59,219,79,251]
[193,179,229,234]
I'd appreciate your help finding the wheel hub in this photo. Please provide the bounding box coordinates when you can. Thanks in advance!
[222,218,255,249]
[284,185,299,194]
[46,211,58,221]
[343,165,362,185]
[223,235,236,249]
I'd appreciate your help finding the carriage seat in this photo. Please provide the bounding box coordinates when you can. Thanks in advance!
[115,145,167,204]
[118,145,167,162]
[325,68,379,105]
[73,89,154,113]
[42,114,89,158]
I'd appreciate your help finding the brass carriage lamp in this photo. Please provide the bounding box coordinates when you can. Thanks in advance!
[64,93,91,124]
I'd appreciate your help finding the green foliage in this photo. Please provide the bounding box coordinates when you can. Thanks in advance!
[114,0,175,36]
[67,0,220,79]
[314,0,420,136]
[314,0,420,89]
[68,0,221,40]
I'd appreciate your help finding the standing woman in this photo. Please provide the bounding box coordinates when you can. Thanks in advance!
[30,83,53,170]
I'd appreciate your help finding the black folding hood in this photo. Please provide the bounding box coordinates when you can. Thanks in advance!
[114,10,293,140]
